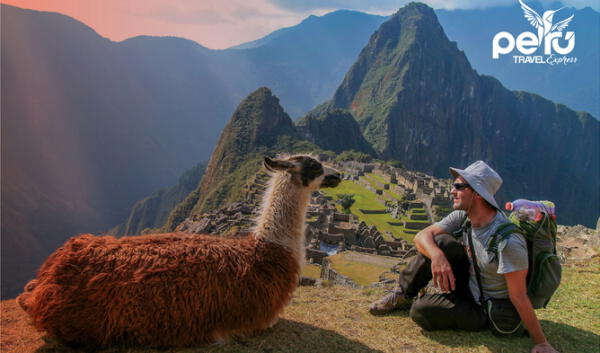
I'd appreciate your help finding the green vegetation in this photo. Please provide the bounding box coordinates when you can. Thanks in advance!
[24,259,598,353]
[296,110,377,156]
[334,150,373,163]
[302,264,322,279]
[365,172,387,184]
[327,253,390,286]
[196,135,323,214]
[161,188,202,232]
[306,215,319,223]
[363,173,405,202]
[321,180,414,241]
[383,159,403,168]
[337,194,356,213]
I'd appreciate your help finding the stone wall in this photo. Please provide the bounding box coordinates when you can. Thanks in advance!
[410,213,428,221]
[327,223,356,238]
[333,213,351,222]
[404,221,429,230]
[360,209,387,214]
[350,245,377,254]
[307,248,328,265]
[321,233,345,245]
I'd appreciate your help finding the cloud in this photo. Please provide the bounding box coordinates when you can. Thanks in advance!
[268,0,599,13]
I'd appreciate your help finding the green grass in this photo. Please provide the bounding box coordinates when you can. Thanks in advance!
[306,215,319,223]
[328,252,391,286]
[383,189,402,201]
[366,172,388,185]
[323,180,413,241]
[359,174,405,203]
[302,264,322,279]
[359,175,380,190]
[28,259,599,353]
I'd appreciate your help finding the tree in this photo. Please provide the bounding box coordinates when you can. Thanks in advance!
[338,194,356,213]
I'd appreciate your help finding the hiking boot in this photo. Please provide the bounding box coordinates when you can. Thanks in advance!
[369,289,412,315]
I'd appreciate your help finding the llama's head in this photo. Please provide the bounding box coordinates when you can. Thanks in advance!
[263,155,341,190]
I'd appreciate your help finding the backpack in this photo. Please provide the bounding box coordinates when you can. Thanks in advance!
[487,212,561,309]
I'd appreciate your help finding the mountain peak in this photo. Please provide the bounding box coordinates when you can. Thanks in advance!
[185,87,302,214]
[228,87,297,140]
[331,1,471,150]
[324,2,598,226]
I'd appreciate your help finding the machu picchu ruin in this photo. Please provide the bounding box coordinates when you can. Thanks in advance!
[171,158,456,289]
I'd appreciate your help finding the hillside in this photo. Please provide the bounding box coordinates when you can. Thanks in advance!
[3,2,598,300]
[324,3,599,227]
[162,87,324,231]
[0,5,383,298]
[0,5,231,299]
[111,163,206,236]
[2,259,598,353]
[296,109,378,156]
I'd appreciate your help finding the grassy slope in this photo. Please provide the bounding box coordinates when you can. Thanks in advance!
[3,259,598,353]
[327,253,391,286]
[302,264,322,279]
[321,180,406,241]
[321,180,419,242]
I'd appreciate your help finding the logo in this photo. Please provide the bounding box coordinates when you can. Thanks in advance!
[492,0,577,65]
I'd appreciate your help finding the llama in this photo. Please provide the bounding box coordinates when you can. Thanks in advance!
[17,154,341,348]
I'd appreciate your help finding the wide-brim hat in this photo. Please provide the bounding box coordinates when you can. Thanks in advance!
[450,160,502,210]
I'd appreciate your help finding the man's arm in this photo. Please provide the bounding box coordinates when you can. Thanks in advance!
[414,224,456,292]
[505,270,559,353]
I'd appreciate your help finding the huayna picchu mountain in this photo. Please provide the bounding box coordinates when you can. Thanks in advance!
[323,2,598,227]
[162,87,322,231]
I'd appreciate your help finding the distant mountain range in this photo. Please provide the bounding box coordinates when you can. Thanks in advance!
[0,5,384,298]
[2,2,598,299]
[142,3,598,236]
[110,163,206,236]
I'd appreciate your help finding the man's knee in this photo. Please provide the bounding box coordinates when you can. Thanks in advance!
[410,295,488,332]
[409,297,438,331]
[434,234,466,261]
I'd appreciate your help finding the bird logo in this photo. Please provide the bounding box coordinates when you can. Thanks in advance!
[518,0,574,46]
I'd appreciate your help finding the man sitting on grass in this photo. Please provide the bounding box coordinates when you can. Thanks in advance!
[369,161,559,353]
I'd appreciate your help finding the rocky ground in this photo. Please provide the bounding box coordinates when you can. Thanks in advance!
[556,223,599,261]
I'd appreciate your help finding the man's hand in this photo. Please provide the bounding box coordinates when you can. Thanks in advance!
[430,252,455,292]
[531,342,559,353]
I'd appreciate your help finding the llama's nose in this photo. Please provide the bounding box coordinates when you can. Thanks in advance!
[322,172,341,188]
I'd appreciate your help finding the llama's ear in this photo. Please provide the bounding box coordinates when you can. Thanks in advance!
[264,157,294,172]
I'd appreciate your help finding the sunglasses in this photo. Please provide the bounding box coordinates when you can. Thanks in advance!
[452,183,471,191]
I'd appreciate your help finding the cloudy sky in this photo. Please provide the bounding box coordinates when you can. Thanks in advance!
[2,0,597,49]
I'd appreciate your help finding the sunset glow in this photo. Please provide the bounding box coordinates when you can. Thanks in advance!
[0,0,325,49]
[2,0,598,49]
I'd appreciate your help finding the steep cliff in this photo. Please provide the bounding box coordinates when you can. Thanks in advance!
[327,3,598,226]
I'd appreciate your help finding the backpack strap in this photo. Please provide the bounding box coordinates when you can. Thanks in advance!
[485,222,523,263]
[465,221,486,306]
[452,214,470,240]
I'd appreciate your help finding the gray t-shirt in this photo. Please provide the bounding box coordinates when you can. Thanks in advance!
[435,210,528,303]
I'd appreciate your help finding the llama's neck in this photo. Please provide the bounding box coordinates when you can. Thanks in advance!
[254,173,310,260]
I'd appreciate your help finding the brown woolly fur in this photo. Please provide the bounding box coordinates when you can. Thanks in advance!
[17,232,299,348]
[17,155,340,349]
